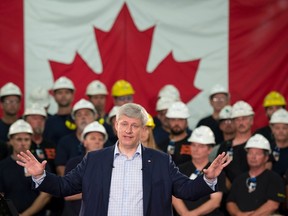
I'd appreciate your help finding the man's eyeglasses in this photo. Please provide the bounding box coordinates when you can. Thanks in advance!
[3,100,20,105]
[115,95,133,102]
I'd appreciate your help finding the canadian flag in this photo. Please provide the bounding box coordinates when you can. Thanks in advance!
[0,0,287,130]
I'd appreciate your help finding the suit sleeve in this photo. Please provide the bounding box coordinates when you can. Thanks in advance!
[37,155,87,197]
[169,156,214,200]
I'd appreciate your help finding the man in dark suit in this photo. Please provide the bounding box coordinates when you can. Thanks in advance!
[17,103,230,216]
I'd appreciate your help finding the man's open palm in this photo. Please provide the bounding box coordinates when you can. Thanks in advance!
[16,150,47,179]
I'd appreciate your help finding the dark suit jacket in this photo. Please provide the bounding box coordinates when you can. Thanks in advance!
[38,145,214,216]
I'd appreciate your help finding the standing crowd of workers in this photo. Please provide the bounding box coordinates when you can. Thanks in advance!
[0,77,287,216]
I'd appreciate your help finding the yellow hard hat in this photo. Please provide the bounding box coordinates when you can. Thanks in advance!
[146,114,155,129]
[263,91,286,107]
[111,80,135,97]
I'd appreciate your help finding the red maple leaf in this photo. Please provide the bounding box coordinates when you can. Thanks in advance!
[49,4,201,115]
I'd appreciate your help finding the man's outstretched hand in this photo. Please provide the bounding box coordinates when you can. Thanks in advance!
[16,150,47,179]
[203,152,231,181]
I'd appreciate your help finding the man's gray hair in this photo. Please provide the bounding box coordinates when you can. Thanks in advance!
[116,103,148,126]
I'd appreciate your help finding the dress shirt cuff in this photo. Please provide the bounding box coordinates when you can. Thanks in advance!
[32,171,46,188]
[203,175,217,191]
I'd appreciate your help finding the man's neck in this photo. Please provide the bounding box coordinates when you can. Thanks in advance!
[233,131,251,146]
[170,132,187,142]
[1,115,18,124]
[249,166,266,177]
[192,158,209,170]
[32,134,43,145]
[223,132,235,141]
[57,106,72,115]
[275,139,288,148]
[118,143,139,159]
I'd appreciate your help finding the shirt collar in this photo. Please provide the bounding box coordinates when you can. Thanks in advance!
[114,141,142,159]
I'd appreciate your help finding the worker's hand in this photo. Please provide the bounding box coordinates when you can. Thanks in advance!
[16,150,47,179]
[203,152,231,181]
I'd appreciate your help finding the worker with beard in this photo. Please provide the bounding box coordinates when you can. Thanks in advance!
[158,101,192,166]
[55,99,97,176]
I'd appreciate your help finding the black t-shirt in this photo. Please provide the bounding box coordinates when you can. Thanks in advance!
[270,143,288,178]
[0,119,11,143]
[227,170,286,212]
[217,140,249,182]
[158,133,192,166]
[254,125,274,144]
[0,156,47,215]
[176,161,226,216]
[43,114,75,145]
[55,133,84,166]
[30,139,57,174]
[197,115,224,144]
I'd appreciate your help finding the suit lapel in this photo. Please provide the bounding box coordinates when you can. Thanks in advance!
[142,146,153,216]
[102,146,115,214]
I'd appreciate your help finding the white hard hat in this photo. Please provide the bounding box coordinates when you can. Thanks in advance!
[53,76,75,91]
[29,87,51,108]
[24,103,47,118]
[231,100,254,118]
[270,109,288,124]
[158,84,180,100]
[156,97,177,111]
[245,134,271,153]
[209,84,229,97]
[81,121,108,142]
[219,105,233,120]
[8,119,33,138]
[0,82,22,98]
[188,126,215,144]
[72,99,97,119]
[86,80,108,96]
[166,101,190,119]
[108,106,120,124]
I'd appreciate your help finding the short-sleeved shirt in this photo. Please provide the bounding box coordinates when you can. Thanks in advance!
[176,161,226,216]
[158,133,192,166]
[0,156,47,215]
[217,140,249,182]
[30,139,57,174]
[55,133,84,166]
[270,143,288,178]
[43,114,75,145]
[0,119,11,143]
[227,170,286,212]
[254,125,274,144]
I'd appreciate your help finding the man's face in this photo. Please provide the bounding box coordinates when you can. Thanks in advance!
[157,109,169,128]
[190,142,211,160]
[74,109,95,132]
[89,95,106,112]
[115,115,143,148]
[0,95,21,116]
[271,123,288,142]
[219,119,236,134]
[210,93,229,112]
[25,115,46,135]
[10,133,32,155]
[265,106,283,119]
[168,118,187,136]
[53,89,74,107]
[233,116,253,134]
[113,95,133,106]
[246,148,268,168]
[83,132,105,152]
